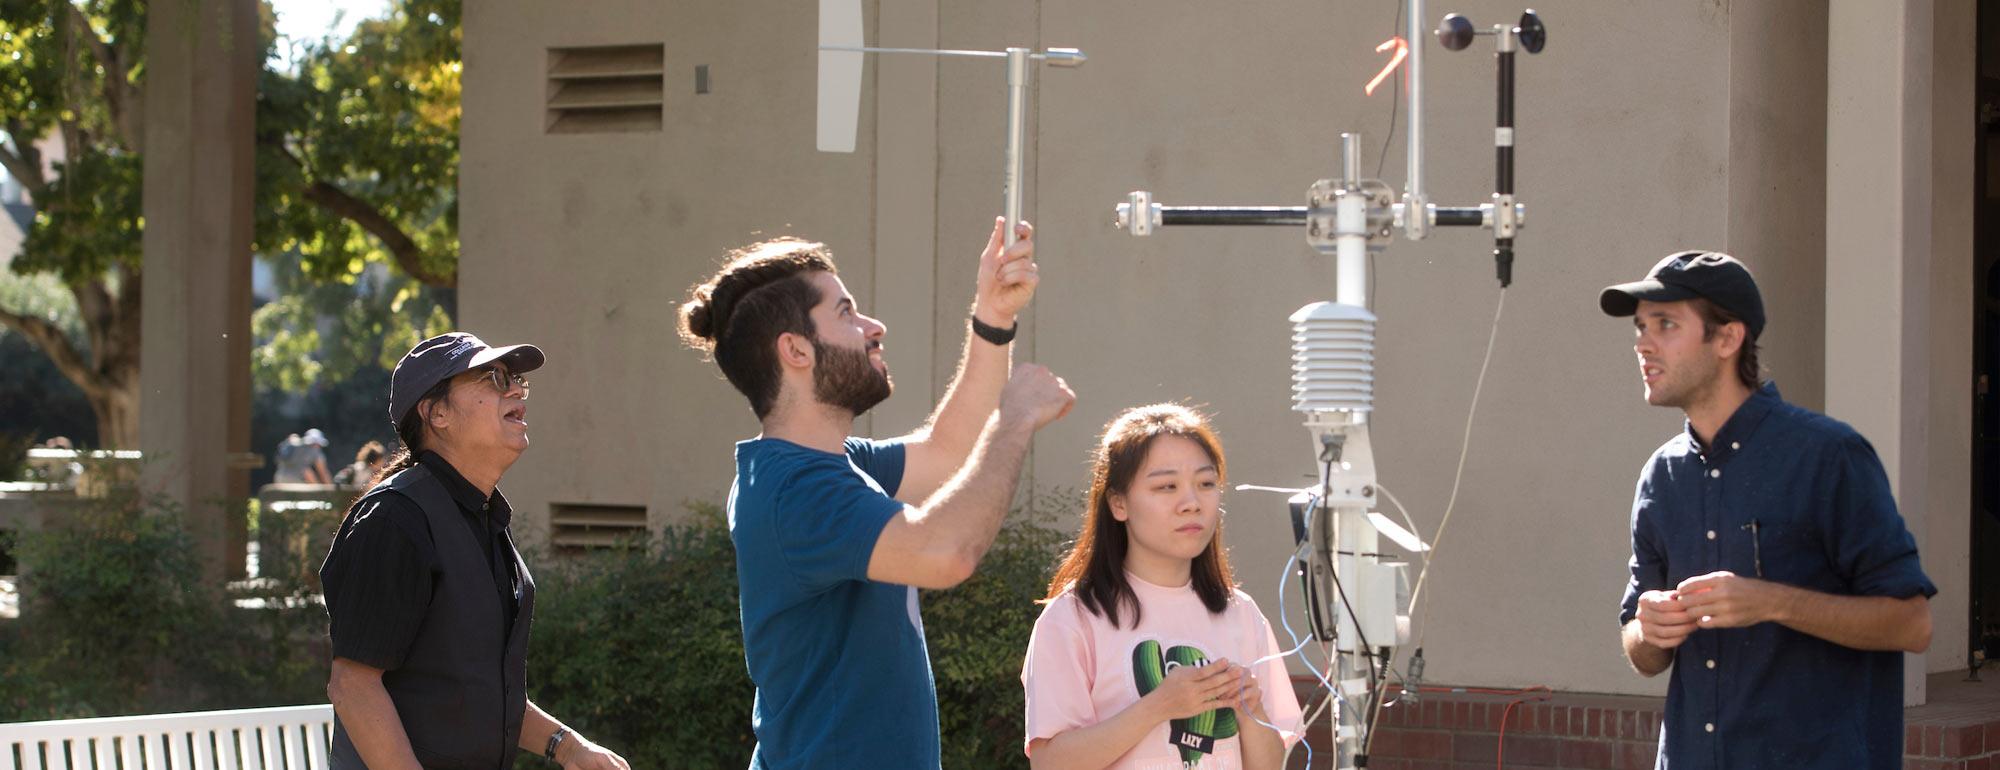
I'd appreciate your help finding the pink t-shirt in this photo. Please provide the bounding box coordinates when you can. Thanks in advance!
[1021,574,1304,769]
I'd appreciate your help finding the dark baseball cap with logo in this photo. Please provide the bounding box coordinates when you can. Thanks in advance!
[1599,250,1766,340]
[389,332,546,425]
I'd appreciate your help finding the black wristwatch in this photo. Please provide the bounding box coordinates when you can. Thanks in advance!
[971,314,1018,345]
[545,727,571,762]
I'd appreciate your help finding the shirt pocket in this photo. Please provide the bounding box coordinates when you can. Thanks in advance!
[1746,516,1833,590]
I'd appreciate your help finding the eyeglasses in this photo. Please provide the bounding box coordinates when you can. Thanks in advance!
[469,366,530,394]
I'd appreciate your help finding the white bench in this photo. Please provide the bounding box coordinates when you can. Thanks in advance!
[0,705,335,770]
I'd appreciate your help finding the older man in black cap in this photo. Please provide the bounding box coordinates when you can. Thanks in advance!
[319,332,629,770]
[1601,252,1935,769]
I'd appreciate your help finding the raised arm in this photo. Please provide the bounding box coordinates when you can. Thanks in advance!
[868,363,1072,589]
[894,217,1038,504]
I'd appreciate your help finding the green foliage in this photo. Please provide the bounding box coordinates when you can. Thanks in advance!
[249,0,465,396]
[256,0,461,286]
[525,495,1073,770]
[0,0,146,279]
[0,0,468,442]
[0,268,79,336]
[0,486,325,721]
[15,149,141,280]
[250,255,454,393]
[0,0,142,146]
[925,491,1075,769]
[525,502,756,769]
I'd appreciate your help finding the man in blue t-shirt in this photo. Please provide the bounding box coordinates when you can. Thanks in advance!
[678,217,1076,768]
[1601,251,1935,769]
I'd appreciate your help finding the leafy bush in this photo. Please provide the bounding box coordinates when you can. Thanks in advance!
[0,488,325,721]
[926,492,1073,769]
[524,502,757,769]
[524,493,1074,770]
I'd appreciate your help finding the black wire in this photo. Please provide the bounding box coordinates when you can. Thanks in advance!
[1322,455,1399,757]
[1320,456,1392,751]
[1375,0,1404,180]
[1368,0,1403,310]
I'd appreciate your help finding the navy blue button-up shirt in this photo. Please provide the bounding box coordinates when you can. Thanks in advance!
[1620,383,1935,769]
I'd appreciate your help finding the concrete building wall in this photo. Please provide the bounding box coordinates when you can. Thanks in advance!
[460,0,884,535]
[459,0,1973,698]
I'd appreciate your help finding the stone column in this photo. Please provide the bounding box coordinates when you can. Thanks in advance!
[1825,0,1926,706]
[139,0,259,580]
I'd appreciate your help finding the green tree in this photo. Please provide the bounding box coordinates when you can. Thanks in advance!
[0,0,462,447]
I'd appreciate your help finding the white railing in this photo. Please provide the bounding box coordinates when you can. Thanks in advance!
[0,705,334,770]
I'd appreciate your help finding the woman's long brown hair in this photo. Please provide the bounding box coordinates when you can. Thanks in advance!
[1043,403,1235,628]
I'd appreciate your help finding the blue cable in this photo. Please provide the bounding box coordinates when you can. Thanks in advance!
[1250,530,1341,768]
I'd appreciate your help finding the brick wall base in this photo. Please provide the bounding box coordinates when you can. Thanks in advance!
[1286,676,2000,770]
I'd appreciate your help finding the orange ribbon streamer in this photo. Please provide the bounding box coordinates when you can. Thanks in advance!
[1365,37,1409,96]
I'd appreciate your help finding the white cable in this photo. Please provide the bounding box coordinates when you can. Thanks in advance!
[1283,637,1342,769]
[1407,288,1505,650]
[1372,483,1430,575]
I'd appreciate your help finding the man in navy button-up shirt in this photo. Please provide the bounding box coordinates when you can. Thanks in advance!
[1601,252,1935,769]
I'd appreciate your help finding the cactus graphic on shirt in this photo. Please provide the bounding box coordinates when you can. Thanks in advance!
[1132,640,1239,766]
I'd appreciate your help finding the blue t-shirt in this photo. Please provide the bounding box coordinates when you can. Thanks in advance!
[1620,383,1935,769]
[730,436,939,769]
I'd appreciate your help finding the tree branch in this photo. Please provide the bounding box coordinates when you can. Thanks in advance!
[260,132,454,288]
[73,273,114,365]
[0,140,45,197]
[0,299,100,398]
[302,180,455,288]
[56,117,83,169]
[63,1,139,151]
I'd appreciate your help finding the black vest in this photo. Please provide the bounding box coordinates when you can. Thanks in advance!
[330,464,535,770]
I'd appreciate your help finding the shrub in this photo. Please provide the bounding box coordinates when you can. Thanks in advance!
[0,487,325,721]
[926,492,1072,769]
[524,502,757,769]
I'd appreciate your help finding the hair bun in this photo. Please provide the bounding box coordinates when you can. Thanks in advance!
[677,293,719,350]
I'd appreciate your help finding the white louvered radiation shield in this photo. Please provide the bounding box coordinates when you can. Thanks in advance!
[1289,301,1376,415]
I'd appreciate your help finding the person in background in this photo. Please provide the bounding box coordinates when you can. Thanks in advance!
[275,428,333,484]
[334,441,387,487]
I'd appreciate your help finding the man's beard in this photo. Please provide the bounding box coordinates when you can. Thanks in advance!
[813,338,893,416]
[1647,352,1720,410]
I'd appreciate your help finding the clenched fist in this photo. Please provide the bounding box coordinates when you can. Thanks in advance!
[999,363,1075,431]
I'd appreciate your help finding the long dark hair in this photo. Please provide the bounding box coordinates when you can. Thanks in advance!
[1044,403,1235,628]
[366,376,455,490]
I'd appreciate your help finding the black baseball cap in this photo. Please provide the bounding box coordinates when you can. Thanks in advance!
[389,332,546,425]
[1600,250,1766,340]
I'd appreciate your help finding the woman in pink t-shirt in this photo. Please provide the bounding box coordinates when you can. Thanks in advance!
[1022,404,1302,770]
